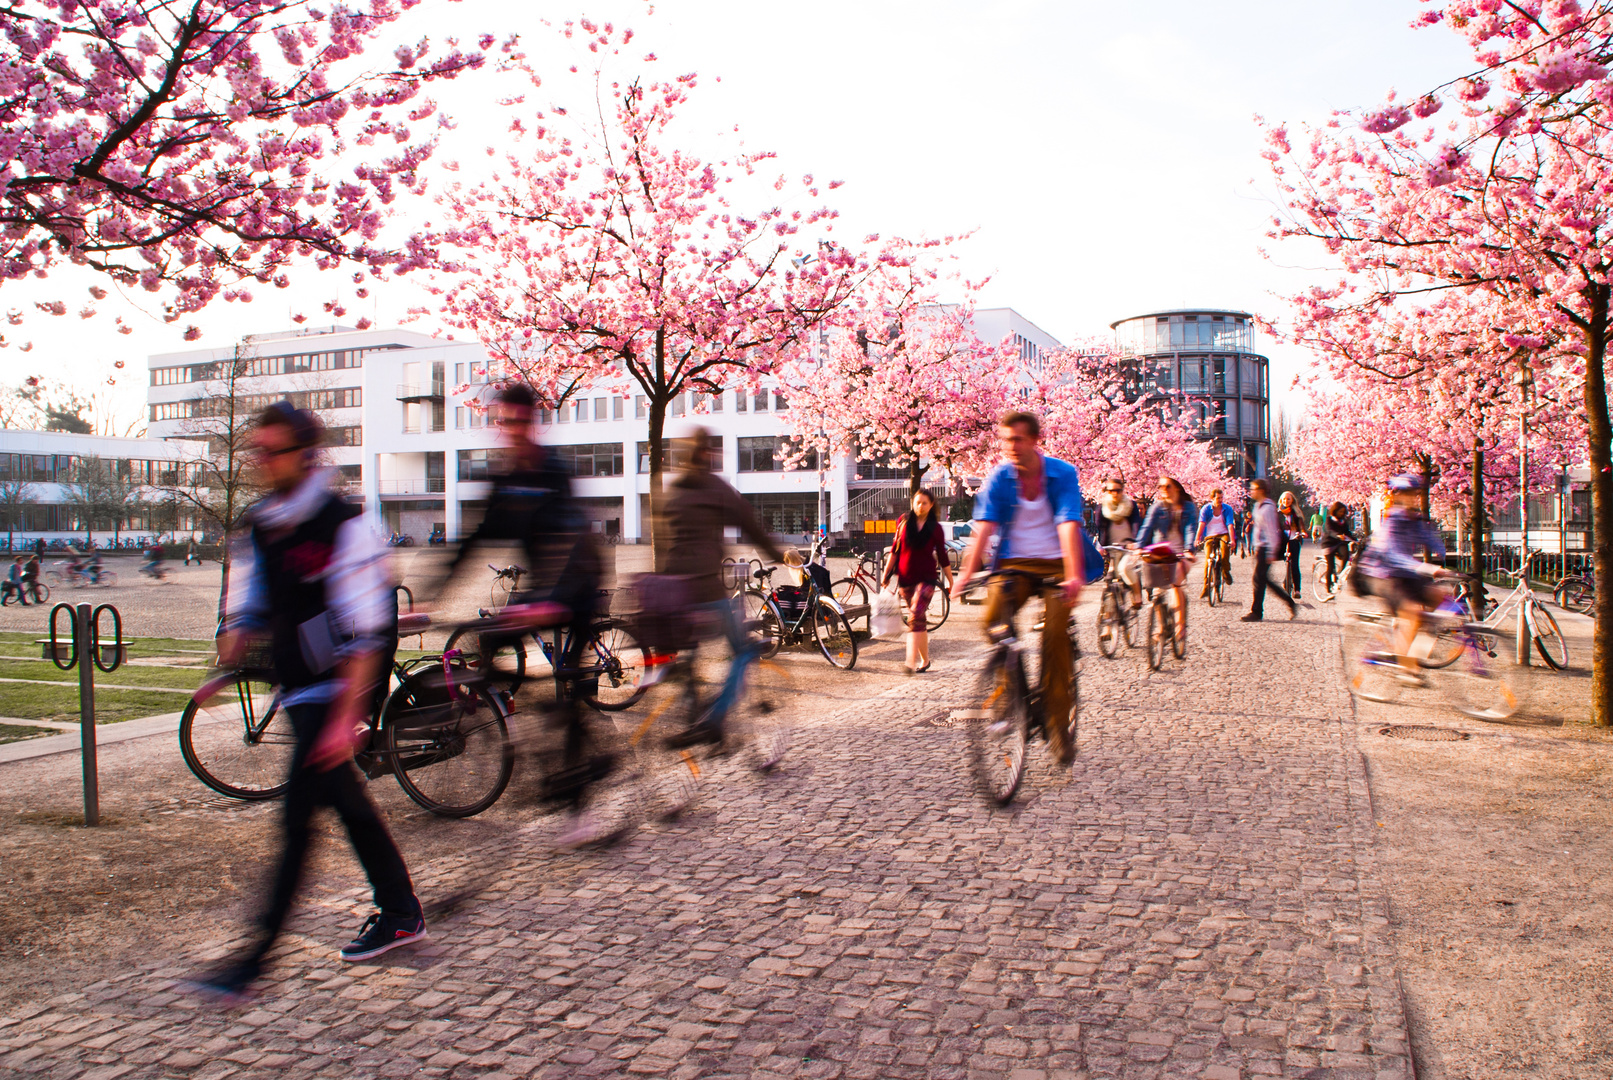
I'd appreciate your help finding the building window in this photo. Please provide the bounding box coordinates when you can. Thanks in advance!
[613,397,624,420]
[634,395,647,419]
[456,406,465,429]
[753,390,769,412]
[773,391,788,411]
[734,388,747,413]
[708,391,723,413]
[553,442,625,478]
[742,493,819,535]
[573,400,587,423]
[670,394,685,417]
[538,407,553,425]
[329,426,362,446]
[595,396,608,421]
[558,401,571,423]
[738,436,812,472]
[458,449,493,481]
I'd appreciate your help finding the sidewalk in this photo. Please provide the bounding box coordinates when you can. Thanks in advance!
[0,584,1416,1079]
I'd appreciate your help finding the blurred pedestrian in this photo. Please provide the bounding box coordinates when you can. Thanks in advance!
[3,555,28,605]
[1242,478,1296,622]
[185,538,201,566]
[191,401,423,1002]
[880,488,953,674]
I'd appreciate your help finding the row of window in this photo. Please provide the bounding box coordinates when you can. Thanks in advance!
[0,503,203,533]
[1115,314,1255,355]
[536,388,790,426]
[452,436,813,482]
[149,347,394,385]
[152,388,362,423]
[0,454,196,485]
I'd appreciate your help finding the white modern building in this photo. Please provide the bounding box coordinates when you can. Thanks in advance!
[0,428,208,548]
[141,309,1060,545]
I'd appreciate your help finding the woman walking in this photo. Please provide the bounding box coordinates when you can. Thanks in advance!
[1276,491,1306,593]
[881,489,953,674]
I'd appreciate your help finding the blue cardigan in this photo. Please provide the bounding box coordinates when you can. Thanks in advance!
[1138,500,1198,551]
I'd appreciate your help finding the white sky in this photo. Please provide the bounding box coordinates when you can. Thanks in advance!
[1,0,1474,432]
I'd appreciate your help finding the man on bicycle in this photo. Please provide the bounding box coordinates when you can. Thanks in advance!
[952,410,1085,767]
[194,402,424,1000]
[424,383,605,842]
[1194,487,1236,598]
[1360,474,1447,676]
[659,424,785,747]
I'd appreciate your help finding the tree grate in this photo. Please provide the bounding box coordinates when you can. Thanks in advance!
[1379,725,1470,742]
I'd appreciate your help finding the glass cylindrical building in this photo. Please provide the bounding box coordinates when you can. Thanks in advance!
[1109,308,1270,479]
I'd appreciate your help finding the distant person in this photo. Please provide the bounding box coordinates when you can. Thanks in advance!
[1242,478,1296,622]
[880,488,953,674]
[185,538,201,566]
[22,552,40,603]
[3,555,28,605]
[1276,491,1306,593]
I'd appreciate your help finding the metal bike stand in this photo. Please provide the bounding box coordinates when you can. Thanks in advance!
[48,602,124,826]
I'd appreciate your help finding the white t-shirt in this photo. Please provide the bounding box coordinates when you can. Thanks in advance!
[1012,492,1062,560]
[1203,507,1229,538]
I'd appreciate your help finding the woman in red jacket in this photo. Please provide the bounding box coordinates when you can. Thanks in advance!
[881,489,953,674]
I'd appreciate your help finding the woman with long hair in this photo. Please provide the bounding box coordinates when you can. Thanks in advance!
[1276,490,1306,593]
[1137,476,1196,639]
[881,488,953,673]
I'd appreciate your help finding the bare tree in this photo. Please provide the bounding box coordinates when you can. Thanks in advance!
[61,455,139,546]
[0,481,34,551]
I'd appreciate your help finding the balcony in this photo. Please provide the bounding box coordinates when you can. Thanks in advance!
[396,382,445,402]
[379,478,446,495]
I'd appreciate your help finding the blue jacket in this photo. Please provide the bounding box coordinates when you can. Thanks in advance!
[1363,508,1446,579]
[973,455,1085,561]
[1138,500,1197,551]
[1197,502,1236,541]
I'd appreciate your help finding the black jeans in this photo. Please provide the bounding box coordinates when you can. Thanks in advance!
[1285,539,1302,592]
[1324,546,1345,591]
[1252,545,1294,618]
[251,701,418,962]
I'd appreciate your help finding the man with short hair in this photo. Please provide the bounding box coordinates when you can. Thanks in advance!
[953,411,1086,766]
[194,402,423,1001]
[1194,487,1236,598]
[1242,477,1296,622]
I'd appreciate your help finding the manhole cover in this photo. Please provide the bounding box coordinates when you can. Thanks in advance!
[917,709,985,728]
[1379,725,1470,742]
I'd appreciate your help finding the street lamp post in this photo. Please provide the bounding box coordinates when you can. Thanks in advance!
[1515,360,1535,666]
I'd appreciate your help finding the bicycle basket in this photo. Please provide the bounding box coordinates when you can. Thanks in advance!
[628,572,696,654]
[1140,561,1180,591]
[775,584,810,616]
[386,662,478,730]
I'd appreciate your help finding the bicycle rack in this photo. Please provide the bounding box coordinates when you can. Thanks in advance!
[48,602,124,826]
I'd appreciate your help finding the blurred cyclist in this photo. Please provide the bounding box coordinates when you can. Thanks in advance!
[1360,474,1447,676]
[659,425,785,747]
[952,410,1085,767]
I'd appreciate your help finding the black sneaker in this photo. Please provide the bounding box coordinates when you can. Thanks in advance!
[666,721,723,750]
[182,958,260,1005]
[1240,613,1262,622]
[340,910,427,961]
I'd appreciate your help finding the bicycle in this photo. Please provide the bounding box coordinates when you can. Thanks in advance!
[744,563,858,669]
[1140,548,1188,671]
[1554,562,1595,615]
[965,568,1079,806]
[178,615,516,817]
[1311,540,1363,604]
[1451,556,1568,669]
[444,592,651,711]
[488,563,525,607]
[1201,538,1230,607]
[1,579,48,606]
[1094,544,1137,658]
[1347,605,1519,719]
[830,548,950,633]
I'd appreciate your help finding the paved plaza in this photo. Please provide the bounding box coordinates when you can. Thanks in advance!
[0,573,1436,1080]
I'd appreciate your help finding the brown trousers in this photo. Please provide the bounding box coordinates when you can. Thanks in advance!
[982,557,1073,754]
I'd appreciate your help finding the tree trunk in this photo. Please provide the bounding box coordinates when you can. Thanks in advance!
[647,396,668,572]
[1468,441,1487,620]
[1583,284,1613,727]
[909,456,924,500]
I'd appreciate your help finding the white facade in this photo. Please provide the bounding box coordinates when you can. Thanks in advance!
[143,309,1060,545]
[0,428,207,546]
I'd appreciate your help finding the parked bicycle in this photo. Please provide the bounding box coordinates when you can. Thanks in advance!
[1444,555,1567,669]
[965,568,1079,806]
[743,562,858,669]
[1554,561,1595,615]
[179,615,516,817]
[1094,544,1137,658]
[488,563,525,607]
[830,546,949,633]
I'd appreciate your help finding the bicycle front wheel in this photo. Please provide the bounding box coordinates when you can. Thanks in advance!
[1311,560,1333,603]
[741,589,782,659]
[1171,592,1187,660]
[386,680,514,817]
[969,654,1029,806]
[1444,634,1520,720]
[830,578,868,629]
[925,586,951,631]
[444,624,528,689]
[583,619,651,711]
[1145,601,1164,671]
[1096,589,1122,658]
[1347,622,1404,705]
[1529,603,1569,670]
[813,601,858,670]
[178,676,294,800]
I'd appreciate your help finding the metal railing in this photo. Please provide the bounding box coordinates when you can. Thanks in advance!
[395,382,445,400]
[378,478,446,495]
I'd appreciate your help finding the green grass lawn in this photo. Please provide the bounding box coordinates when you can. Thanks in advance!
[0,657,205,691]
[0,722,53,745]
[0,683,186,724]
[0,629,216,659]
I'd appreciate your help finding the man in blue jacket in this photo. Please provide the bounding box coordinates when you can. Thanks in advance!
[1194,488,1237,598]
[952,411,1085,766]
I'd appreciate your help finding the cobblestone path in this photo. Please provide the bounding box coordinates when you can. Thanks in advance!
[0,595,1412,1079]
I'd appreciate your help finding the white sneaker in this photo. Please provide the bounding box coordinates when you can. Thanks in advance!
[555,812,609,850]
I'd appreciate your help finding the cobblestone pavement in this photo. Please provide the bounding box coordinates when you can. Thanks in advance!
[0,579,1413,1079]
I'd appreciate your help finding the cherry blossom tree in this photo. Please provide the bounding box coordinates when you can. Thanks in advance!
[1262,17,1613,718]
[2,0,500,341]
[427,29,894,560]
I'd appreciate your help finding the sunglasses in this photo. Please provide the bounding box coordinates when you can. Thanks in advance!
[1102,487,1120,494]
[251,444,305,459]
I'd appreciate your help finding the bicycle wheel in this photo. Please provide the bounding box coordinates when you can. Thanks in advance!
[178,676,295,800]
[1205,565,1218,607]
[444,624,528,689]
[619,666,701,818]
[1560,579,1595,614]
[1418,628,1465,670]
[44,570,62,587]
[830,578,868,629]
[1529,603,1569,670]
[970,653,1029,806]
[1171,591,1187,660]
[1347,622,1404,705]
[1145,600,1165,671]
[1311,560,1333,603]
[741,589,782,659]
[386,678,514,817]
[1096,588,1122,658]
[98,570,117,587]
[926,586,951,631]
[735,656,793,773]
[812,601,858,670]
[1444,633,1520,720]
[582,619,651,711]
